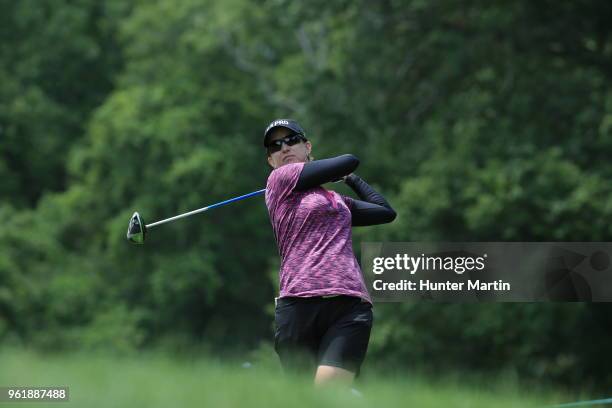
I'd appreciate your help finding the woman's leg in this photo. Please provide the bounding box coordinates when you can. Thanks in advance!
[314,365,355,385]
[316,297,373,385]
[275,297,319,376]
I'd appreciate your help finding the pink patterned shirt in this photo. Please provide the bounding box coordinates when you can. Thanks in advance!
[265,162,372,303]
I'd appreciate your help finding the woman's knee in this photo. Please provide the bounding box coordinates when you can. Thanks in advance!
[314,365,355,386]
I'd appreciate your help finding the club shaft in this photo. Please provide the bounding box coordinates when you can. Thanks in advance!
[145,189,266,229]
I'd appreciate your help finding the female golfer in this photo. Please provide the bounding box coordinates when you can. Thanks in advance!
[264,119,396,385]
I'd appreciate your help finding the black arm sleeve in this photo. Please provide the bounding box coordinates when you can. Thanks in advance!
[345,173,397,226]
[294,154,359,191]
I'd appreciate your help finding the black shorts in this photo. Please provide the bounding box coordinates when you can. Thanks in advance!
[274,295,373,376]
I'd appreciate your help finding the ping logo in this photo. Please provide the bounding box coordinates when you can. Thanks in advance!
[267,120,290,132]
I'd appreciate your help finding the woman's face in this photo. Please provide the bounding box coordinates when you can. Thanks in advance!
[266,127,312,169]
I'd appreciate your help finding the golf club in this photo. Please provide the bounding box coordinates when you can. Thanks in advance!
[126,188,266,244]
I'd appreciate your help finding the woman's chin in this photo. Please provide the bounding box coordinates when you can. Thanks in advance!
[282,156,300,164]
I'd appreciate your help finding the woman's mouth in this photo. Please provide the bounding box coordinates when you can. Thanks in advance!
[283,155,295,162]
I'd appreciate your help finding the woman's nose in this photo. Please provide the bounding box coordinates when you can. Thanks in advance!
[281,141,291,152]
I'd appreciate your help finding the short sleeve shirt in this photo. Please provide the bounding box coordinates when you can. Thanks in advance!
[265,162,372,303]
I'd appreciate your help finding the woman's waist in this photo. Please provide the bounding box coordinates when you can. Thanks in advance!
[280,246,355,265]
[279,256,359,275]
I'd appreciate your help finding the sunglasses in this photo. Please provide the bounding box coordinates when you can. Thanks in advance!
[266,133,307,153]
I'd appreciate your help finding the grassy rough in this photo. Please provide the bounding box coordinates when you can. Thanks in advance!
[0,348,561,408]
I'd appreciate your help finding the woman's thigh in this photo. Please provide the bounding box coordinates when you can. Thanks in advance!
[274,297,319,374]
[317,298,373,375]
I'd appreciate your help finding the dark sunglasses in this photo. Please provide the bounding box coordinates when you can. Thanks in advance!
[266,133,307,153]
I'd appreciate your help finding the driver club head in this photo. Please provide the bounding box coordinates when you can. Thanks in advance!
[126,212,146,244]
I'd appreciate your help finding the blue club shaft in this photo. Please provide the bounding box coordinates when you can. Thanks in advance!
[145,189,266,229]
[548,398,612,408]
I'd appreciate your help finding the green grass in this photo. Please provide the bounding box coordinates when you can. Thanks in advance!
[0,347,563,408]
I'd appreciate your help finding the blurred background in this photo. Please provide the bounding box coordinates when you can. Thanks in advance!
[1,0,612,397]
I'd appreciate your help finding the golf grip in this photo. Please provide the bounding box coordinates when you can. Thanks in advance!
[145,189,266,229]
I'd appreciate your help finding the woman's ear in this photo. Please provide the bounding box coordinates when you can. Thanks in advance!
[267,154,275,169]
